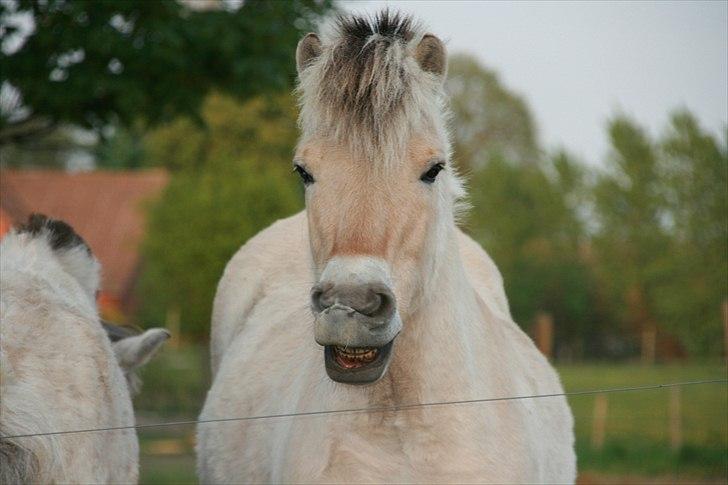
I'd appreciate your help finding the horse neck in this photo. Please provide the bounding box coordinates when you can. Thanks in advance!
[385,227,491,404]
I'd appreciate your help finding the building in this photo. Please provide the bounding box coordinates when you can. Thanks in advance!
[0,169,169,319]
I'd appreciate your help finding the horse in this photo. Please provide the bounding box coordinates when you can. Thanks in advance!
[197,11,576,483]
[0,214,169,483]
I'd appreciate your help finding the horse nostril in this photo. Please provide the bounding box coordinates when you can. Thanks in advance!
[311,282,396,318]
[311,284,335,313]
[357,290,382,316]
[358,286,395,319]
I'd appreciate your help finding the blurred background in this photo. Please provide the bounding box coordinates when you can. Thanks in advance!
[1,0,726,483]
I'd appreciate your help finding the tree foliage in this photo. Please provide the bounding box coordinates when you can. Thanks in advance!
[466,153,608,357]
[0,0,331,142]
[138,93,303,338]
[452,56,726,358]
[446,53,540,170]
[592,113,727,355]
[655,113,728,354]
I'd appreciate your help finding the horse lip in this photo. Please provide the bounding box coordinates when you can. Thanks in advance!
[323,338,396,385]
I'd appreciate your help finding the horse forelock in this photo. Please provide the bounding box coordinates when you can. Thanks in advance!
[297,10,449,166]
[17,213,92,256]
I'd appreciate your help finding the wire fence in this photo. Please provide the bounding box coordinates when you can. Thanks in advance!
[2,378,725,440]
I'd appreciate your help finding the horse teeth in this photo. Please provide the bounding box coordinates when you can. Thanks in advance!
[335,346,373,354]
[333,346,378,361]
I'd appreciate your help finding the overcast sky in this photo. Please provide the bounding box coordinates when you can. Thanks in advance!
[342,1,728,166]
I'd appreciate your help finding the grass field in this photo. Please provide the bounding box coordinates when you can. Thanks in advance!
[561,363,727,478]
[134,346,727,483]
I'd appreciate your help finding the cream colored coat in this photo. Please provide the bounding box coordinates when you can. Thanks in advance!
[0,230,138,483]
[197,211,576,483]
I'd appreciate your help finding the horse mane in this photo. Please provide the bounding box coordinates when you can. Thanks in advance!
[0,407,59,485]
[17,213,91,255]
[297,10,450,166]
[13,213,100,300]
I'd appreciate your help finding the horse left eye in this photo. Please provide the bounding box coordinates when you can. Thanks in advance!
[420,163,445,184]
[293,164,315,185]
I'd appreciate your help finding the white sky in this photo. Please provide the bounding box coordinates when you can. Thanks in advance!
[342,1,728,165]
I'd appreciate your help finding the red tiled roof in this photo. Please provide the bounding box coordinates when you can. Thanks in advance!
[0,207,12,235]
[0,169,169,305]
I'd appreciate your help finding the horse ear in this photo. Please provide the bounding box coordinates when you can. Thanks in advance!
[415,34,447,78]
[296,33,322,73]
[112,328,170,370]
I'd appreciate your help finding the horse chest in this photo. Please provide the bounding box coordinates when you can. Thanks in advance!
[279,405,531,482]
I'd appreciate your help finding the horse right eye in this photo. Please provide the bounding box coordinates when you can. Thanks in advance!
[293,164,315,185]
[420,162,445,184]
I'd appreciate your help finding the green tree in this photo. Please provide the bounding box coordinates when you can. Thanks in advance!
[592,112,727,357]
[653,112,728,354]
[592,116,672,361]
[450,55,606,357]
[0,0,331,144]
[446,54,540,170]
[138,93,303,338]
[467,152,604,357]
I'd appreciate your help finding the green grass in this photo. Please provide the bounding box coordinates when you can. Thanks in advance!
[134,344,210,418]
[138,424,197,484]
[135,347,727,483]
[135,344,206,484]
[559,363,727,478]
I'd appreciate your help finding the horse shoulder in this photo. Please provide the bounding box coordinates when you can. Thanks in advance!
[456,229,511,319]
[210,211,310,376]
[456,231,574,473]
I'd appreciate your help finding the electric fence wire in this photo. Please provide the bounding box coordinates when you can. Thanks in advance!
[2,378,726,440]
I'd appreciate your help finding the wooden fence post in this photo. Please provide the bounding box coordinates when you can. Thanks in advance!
[723,300,728,363]
[534,312,554,359]
[166,305,181,349]
[591,393,608,450]
[669,386,682,451]
[641,325,656,365]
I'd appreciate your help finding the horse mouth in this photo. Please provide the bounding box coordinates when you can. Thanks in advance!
[324,340,395,384]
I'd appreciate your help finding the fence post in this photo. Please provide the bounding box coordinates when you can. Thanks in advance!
[591,393,608,450]
[669,386,682,451]
[534,312,554,359]
[641,325,656,365]
[723,300,728,363]
[166,305,181,349]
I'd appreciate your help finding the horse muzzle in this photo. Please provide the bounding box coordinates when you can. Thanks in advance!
[311,258,402,384]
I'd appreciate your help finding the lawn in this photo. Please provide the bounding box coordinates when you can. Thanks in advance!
[134,346,727,483]
[559,363,727,479]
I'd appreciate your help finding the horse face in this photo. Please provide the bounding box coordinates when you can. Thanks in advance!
[295,137,452,384]
[294,24,452,384]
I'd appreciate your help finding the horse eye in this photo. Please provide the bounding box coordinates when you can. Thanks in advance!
[420,163,445,184]
[293,164,315,185]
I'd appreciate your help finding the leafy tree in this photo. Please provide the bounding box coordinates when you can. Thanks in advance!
[0,0,331,144]
[0,124,93,168]
[467,152,606,357]
[94,124,145,169]
[138,93,303,338]
[653,112,728,354]
[592,112,727,357]
[449,55,609,357]
[446,54,540,170]
[592,116,675,360]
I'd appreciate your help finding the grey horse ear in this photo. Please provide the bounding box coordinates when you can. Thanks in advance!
[415,34,447,78]
[111,328,170,395]
[112,328,170,370]
[296,33,322,73]
[101,320,138,342]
